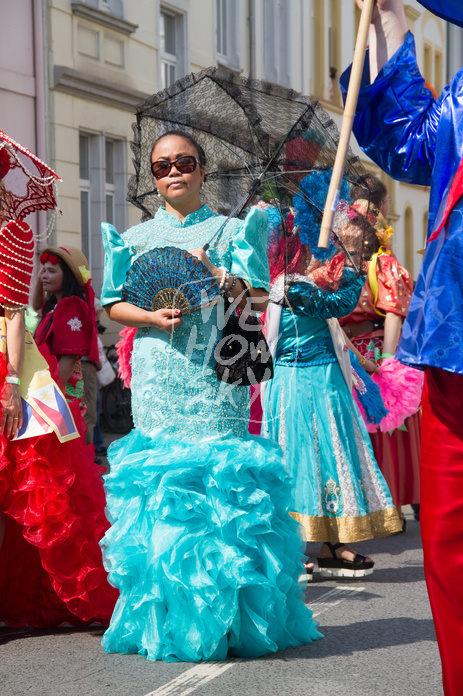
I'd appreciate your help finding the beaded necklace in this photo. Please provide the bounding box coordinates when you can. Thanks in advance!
[132,207,235,251]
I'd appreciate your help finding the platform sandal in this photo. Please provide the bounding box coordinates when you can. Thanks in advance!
[317,542,374,579]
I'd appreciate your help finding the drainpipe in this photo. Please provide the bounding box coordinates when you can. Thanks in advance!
[248,0,255,80]
[32,0,49,242]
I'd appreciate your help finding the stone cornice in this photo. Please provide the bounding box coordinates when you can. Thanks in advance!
[405,6,421,36]
[404,6,421,23]
[53,65,149,111]
[71,2,138,36]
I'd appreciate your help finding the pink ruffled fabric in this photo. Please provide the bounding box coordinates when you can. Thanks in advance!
[355,358,424,433]
[115,327,136,389]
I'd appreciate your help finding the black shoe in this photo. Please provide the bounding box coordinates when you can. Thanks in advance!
[94,446,108,456]
[318,542,374,579]
[411,503,420,522]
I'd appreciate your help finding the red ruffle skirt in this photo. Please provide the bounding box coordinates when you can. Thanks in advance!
[0,352,118,627]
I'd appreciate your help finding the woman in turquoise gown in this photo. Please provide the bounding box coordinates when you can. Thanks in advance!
[99,131,321,662]
[262,216,401,578]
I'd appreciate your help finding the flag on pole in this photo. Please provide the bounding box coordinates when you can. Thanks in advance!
[416,1,463,28]
[0,321,79,443]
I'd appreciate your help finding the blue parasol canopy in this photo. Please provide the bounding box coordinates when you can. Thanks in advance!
[416,1,463,28]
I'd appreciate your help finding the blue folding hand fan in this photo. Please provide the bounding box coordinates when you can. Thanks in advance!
[122,247,220,315]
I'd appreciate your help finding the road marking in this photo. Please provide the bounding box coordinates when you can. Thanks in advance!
[143,660,239,696]
[309,584,366,617]
[142,585,365,696]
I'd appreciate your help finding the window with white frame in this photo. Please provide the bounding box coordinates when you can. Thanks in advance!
[160,10,179,88]
[79,135,91,266]
[105,140,116,225]
[79,133,126,293]
[263,0,290,87]
[216,0,240,69]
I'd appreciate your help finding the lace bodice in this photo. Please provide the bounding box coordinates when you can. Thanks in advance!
[101,205,270,440]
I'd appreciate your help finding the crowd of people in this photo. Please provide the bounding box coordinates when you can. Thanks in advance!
[1,0,462,693]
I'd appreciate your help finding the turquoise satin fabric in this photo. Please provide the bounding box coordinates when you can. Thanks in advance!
[285,276,365,320]
[275,339,337,367]
[275,310,337,367]
[100,222,132,306]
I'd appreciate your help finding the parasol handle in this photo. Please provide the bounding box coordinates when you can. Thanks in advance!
[318,0,375,249]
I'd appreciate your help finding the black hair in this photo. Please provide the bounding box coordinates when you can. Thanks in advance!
[350,175,388,210]
[150,129,207,168]
[43,257,86,317]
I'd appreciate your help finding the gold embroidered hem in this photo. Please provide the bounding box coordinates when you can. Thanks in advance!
[290,506,402,543]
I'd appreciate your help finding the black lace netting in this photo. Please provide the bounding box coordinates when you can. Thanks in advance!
[128,67,377,288]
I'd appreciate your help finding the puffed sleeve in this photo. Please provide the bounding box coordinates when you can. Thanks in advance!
[51,297,93,357]
[375,254,413,317]
[340,32,442,186]
[286,275,364,319]
[229,206,270,291]
[101,223,133,306]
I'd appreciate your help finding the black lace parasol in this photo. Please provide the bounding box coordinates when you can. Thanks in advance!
[128,67,377,288]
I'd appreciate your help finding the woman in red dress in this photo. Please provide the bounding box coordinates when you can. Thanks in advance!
[0,132,117,627]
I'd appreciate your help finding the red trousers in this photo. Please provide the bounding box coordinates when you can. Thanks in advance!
[421,368,463,696]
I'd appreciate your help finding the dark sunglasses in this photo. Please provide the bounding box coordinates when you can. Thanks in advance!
[151,155,199,179]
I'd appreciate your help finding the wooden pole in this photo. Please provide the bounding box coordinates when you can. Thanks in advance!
[318,0,375,248]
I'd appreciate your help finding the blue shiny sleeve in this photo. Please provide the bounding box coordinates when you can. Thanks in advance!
[100,222,133,306]
[286,276,364,319]
[229,206,271,291]
[340,32,444,186]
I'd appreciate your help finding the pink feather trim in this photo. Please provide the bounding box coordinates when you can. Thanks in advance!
[115,326,136,389]
[356,357,423,433]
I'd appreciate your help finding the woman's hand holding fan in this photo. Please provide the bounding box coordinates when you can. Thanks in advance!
[188,247,220,277]
[122,247,221,320]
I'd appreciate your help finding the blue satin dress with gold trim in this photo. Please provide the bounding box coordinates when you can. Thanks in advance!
[263,278,401,543]
[99,205,322,662]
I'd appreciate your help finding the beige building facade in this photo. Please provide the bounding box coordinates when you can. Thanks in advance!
[0,1,452,296]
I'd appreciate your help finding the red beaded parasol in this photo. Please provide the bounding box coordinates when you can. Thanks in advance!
[0,130,61,225]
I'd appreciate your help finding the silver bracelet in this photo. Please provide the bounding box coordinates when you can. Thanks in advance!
[225,274,237,297]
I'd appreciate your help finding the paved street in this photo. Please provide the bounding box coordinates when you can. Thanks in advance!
[1,506,442,696]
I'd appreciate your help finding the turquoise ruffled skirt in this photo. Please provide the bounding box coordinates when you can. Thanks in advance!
[101,429,322,662]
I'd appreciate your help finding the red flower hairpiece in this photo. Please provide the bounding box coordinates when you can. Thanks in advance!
[40,251,60,266]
